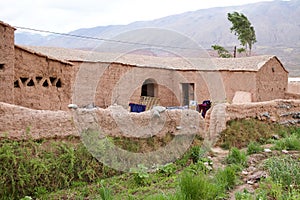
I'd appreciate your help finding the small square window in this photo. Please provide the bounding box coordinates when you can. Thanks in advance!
[0,63,4,70]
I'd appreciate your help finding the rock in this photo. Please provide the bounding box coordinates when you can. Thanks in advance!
[272,134,280,140]
[261,112,270,119]
[282,150,289,154]
[152,106,166,113]
[176,126,182,130]
[68,104,78,109]
[153,110,160,118]
[264,148,272,153]
[242,170,249,175]
[292,112,300,119]
[247,171,267,183]
[247,180,255,185]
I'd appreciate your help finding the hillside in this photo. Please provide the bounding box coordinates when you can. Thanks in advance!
[15,0,300,76]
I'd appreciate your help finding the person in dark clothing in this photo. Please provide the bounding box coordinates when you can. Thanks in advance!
[198,100,211,118]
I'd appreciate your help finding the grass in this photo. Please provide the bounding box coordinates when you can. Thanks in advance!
[1,119,300,199]
[217,118,297,149]
[0,136,119,200]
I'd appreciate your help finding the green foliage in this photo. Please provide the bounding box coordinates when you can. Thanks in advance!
[273,133,300,150]
[0,138,117,199]
[235,189,254,200]
[227,11,257,55]
[264,155,300,187]
[179,172,223,200]
[130,164,150,186]
[226,147,247,168]
[218,119,292,149]
[211,45,233,58]
[247,141,263,155]
[214,165,237,190]
[99,186,113,200]
[158,163,176,176]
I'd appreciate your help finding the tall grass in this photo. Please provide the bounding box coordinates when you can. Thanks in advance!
[217,119,296,149]
[0,137,118,199]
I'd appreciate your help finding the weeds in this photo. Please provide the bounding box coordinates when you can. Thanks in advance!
[226,147,247,168]
[273,133,300,151]
[247,141,263,155]
[0,138,117,199]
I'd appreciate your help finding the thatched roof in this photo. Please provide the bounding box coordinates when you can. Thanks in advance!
[22,45,282,72]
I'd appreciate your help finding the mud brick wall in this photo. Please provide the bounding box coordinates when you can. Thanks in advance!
[13,47,74,110]
[0,21,15,103]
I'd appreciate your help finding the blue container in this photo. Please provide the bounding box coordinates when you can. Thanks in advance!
[129,103,146,113]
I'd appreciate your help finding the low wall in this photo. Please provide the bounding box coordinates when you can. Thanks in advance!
[0,102,77,139]
[1,99,300,140]
[0,103,204,140]
[225,99,300,125]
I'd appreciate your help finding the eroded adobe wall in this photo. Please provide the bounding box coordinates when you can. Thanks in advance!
[14,47,74,110]
[0,22,15,103]
[0,102,77,139]
[220,71,257,103]
[256,58,288,101]
[225,99,300,126]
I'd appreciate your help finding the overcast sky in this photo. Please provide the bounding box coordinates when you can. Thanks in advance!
[1,0,275,33]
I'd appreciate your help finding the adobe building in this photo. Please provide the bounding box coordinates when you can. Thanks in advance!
[0,20,291,111]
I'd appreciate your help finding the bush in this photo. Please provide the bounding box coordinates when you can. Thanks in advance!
[247,141,263,155]
[179,172,223,200]
[226,147,247,168]
[264,155,300,187]
[215,165,237,190]
[273,133,300,151]
[0,139,117,199]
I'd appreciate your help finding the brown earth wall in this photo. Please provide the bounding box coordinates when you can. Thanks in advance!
[256,57,288,101]
[0,22,15,103]
[14,47,74,110]
[1,99,300,140]
[220,71,257,102]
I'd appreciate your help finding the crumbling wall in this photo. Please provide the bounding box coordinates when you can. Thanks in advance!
[1,99,300,141]
[14,47,74,110]
[225,99,300,125]
[0,102,77,139]
[0,21,15,103]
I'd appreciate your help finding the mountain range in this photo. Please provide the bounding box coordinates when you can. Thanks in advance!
[15,0,300,76]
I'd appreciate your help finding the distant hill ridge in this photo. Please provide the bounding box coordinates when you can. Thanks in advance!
[14,0,300,76]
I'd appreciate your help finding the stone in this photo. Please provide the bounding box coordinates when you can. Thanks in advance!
[152,106,166,113]
[272,134,280,140]
[264,148,272,153]
[68,104,78,109]
[282,150,289,154]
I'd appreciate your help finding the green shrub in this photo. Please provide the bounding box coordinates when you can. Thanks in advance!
[158,163,176,176]
[99,186,113,200]
[215,165,237,190]
[264,155,300,187]
[247,141,263,155]
[226,147,247,168]
[179,172,223,200]
[0,139,117,199]
[273,134,300,151]
[235,189,254,200]
[130,164,150,186]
